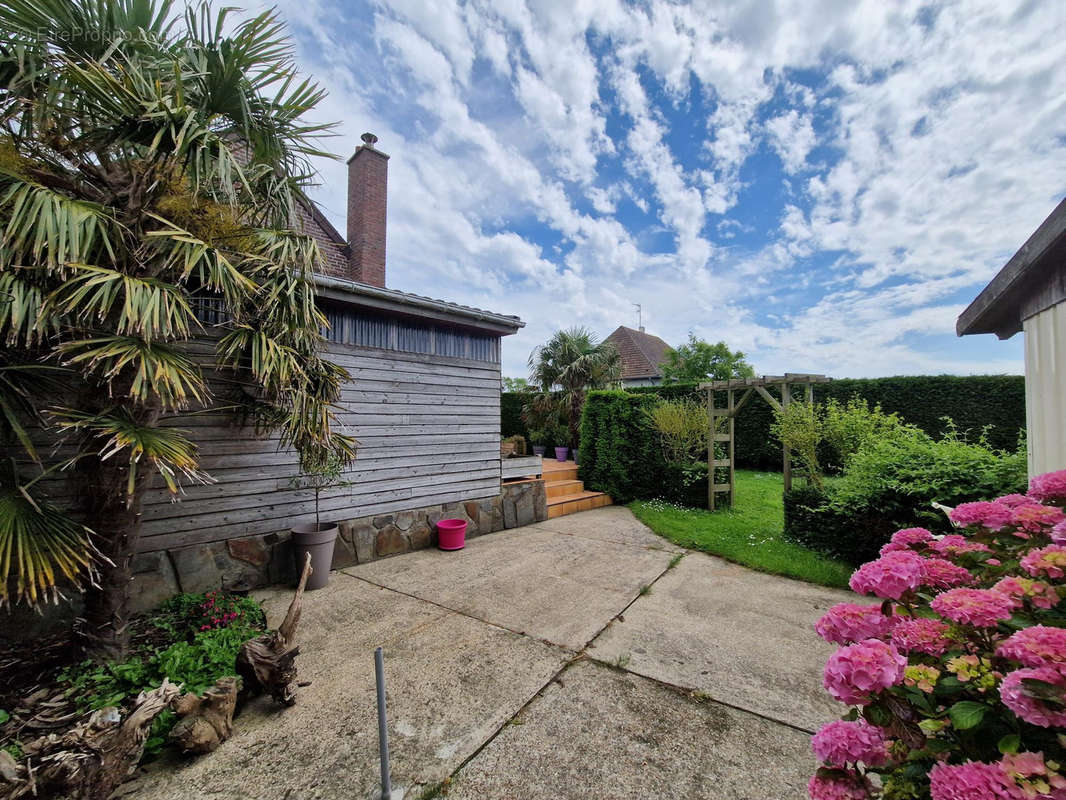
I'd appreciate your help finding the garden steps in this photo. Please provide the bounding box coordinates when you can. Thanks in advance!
[542,460,612,518]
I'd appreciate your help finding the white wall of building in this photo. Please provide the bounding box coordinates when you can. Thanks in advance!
[1024,301,1066,476]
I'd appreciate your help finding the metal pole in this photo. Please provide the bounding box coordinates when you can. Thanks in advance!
[375,646,392,799]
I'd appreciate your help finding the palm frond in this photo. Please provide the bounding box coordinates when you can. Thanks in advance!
[0,358,67,461]
[0,172,119,271]
[48,263,201,342]
[56,335,208,409]
[0,269,58,345]
[50,407,212,495]
[215,325,307,393]
[144,213,258,305]
[0,461,102,608]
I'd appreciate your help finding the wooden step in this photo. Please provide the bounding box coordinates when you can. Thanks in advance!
[542,460,579,482]
[546,490,613,518]
[546,479,584,498]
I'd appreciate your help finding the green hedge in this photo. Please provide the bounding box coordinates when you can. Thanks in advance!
[501,392,527,438]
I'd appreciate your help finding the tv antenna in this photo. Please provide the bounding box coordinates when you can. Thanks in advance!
[633,303,644,331]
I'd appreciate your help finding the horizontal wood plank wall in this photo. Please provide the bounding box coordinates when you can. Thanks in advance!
[137,343,503,553]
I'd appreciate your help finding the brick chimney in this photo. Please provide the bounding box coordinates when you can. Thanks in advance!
[346,132,389,287]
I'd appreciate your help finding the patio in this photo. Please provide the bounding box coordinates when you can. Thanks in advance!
[129,507,853,800]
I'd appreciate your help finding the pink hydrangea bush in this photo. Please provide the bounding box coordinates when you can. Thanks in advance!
[810,469,1066,800]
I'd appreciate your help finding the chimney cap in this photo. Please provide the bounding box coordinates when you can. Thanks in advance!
[361,132,378,146]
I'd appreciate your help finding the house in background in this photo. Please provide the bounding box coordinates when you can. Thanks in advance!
[130,134,546,610]
[605,325,672,387]
[957,197,1066,477]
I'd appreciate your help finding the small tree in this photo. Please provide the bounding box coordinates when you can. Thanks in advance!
[289,456,353,529]
[661,334,754,384]
[528,327,621,451]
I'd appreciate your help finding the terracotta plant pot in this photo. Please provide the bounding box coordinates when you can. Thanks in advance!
[291,523,338,591]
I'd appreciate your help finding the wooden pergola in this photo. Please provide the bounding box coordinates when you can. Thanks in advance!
[699,374,832,510]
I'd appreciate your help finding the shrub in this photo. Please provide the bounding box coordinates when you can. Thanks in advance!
[646,398,708,464]
[579,391,670,503]
[771,400,824,487]
[785,428,1026,565]
[809,471,1066,800]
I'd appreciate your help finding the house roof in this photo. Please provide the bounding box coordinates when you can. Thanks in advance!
[315,273,524,336]
[297,196,524,337]
[957,198,1066,339]
[605,325,672,380]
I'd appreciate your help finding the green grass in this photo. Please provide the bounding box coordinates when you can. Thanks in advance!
[629,470,853,589]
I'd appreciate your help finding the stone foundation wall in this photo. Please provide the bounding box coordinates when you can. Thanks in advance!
[127,478,547,614]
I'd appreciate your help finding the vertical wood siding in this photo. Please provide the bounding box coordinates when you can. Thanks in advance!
[136,341,503,553]
[1024,302,1066,476]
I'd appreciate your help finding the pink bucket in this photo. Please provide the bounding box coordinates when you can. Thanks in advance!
[437,519,468,550]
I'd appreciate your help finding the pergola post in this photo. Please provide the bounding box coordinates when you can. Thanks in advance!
[699,374,830,510]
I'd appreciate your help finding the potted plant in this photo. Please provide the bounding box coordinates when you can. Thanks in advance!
[288,455,353,590]
[528,429,548,457]
[551,422,570,462]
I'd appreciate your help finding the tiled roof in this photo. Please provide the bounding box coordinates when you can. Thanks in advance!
[605,325,672,380]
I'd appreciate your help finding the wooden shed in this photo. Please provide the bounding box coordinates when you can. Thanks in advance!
[957,198,1066,476]
[128,136,540,609]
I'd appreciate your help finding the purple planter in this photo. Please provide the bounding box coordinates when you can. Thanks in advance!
[532,445,547,457]
[554,446,570,462]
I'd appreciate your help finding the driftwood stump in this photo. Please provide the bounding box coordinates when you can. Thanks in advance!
[169,676,241,754]
[236,553,312,706]
[0,679,180,800]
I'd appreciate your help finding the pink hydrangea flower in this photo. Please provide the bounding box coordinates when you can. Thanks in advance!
[1012,503,1066,533]
[992,576,1061,610]
[1000,752,1066,798]
[1029,470,1066,503]
[928,761,1024,800]
[1000,667,1066,728]
[995,494,1033,508]
[811,720,889,767]
[930,588,1015,627]
[849,551,924,600]
[815,604,897,645]
[949,501,1014,531]
[928,535,992,558]
[823,639,907,705]
[920,558,973,589]
[880,527,934,555]
[1021,545,1066,579]
[996,626,1066,672]
[891,617,954,657]
[808,771,873,800]
[1052,521,1066,545]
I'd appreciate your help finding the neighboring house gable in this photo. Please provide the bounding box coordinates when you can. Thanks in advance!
[605,325,672,386]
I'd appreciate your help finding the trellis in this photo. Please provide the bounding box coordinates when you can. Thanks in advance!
[700,374,832,510]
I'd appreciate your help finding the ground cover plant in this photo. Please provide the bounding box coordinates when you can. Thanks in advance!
[630,471,853,588]
[809,470,1066,800]
[0,591,264,763]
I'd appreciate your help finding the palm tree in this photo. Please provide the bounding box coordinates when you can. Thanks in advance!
[0,0,355,660]
[528,327,621,453]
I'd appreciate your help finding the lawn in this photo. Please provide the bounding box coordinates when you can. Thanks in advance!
[629,470,854,589]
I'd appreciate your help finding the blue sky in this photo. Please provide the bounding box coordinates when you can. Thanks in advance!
[265,0,1066,380]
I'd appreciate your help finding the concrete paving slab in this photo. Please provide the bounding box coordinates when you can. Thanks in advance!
[532,505,685,552]
[345,525,673,650]
[132,573,567,800]
[590,550,854,731]
[445,659,814,800]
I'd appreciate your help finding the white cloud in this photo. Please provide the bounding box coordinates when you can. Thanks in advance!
[267,0,1061,380]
